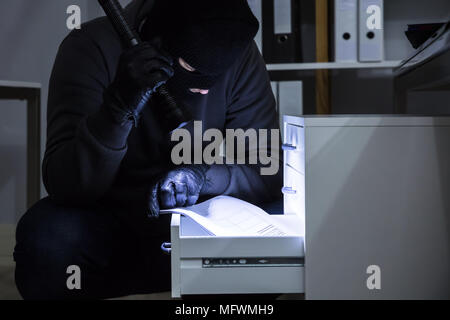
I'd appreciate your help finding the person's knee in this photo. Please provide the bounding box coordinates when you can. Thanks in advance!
[14,198,97,299]
[15,197,92,256]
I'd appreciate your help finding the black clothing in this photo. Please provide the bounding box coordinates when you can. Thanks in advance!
[143,0,259,90]
[14,198,171,300]
[14,0,282,299]
[14,197,282,300]
[43,0,282,235]
[105,41,174,127]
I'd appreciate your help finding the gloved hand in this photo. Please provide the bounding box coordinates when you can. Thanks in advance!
[104,41,174,126]
[147,165,210,218]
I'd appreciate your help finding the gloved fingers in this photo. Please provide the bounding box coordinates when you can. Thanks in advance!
[184,176,201,206]
[142,70,172,91]
[174,182,188,207]
[148,36,163,49]
[142,59,174,78]
[147,37,174,64]
[159,180,176,209]
[156,167,206,209]
[148,182,160,218]
[186,194,199,207]
[142,45,174,66]
[121,42,154,62]
[185,174,202,196]
[156,46,174,66]
[122,42,173,66]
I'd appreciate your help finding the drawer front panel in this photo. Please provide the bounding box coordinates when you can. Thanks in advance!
[283,164,305,219]
[284,123,305,174]
[181,264,305,295]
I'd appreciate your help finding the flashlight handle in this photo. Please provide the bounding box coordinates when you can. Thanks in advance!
[98,0,191,132]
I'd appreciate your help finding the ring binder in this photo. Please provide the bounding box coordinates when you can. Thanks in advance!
[262,0,303,63]
[358,0,384,62]
[333,0,358,62]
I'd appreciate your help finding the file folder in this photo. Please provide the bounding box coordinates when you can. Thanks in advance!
[262,0,303,63]
[358,0,384,62]
[334,0,358,62]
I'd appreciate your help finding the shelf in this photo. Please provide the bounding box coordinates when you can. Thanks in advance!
[0,80,41,89]
[267,61,402,71]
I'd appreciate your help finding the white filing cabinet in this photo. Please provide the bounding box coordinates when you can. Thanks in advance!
[284,115,450,300]
[169,115,450,299]
[170,213,305,297]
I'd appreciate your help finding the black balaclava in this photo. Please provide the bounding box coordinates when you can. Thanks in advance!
[141,0,259,93]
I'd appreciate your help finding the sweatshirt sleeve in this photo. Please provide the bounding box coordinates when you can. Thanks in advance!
[203,42,283,205]
[43,29,132,205]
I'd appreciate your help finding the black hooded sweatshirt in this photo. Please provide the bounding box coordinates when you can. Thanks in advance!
[44,0,282,236]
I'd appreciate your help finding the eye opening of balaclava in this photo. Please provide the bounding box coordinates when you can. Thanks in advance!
[141,0,259,92]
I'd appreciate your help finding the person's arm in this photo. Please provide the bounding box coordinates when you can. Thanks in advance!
[202,41,283,205]
[44,26,172,206]
[132,41,281,218]
[44,29,129,205]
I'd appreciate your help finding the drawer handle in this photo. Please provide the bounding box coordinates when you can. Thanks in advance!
[160,242,171,255]
[282,144,297,151]
[282,187,297,195]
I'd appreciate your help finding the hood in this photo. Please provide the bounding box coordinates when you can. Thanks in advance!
[124,0,155,29]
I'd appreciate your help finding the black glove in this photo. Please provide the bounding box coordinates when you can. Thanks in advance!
[148,165,210,218]
[105,42,174,126]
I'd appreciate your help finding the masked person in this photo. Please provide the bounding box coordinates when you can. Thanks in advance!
[14,0,282,299]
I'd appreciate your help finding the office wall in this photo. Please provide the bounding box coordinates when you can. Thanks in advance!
[0,0,107,224]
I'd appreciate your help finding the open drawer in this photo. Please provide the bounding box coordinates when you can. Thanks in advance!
[170,214,305,298]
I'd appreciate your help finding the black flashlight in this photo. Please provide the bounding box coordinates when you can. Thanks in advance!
[98,0,191,133]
